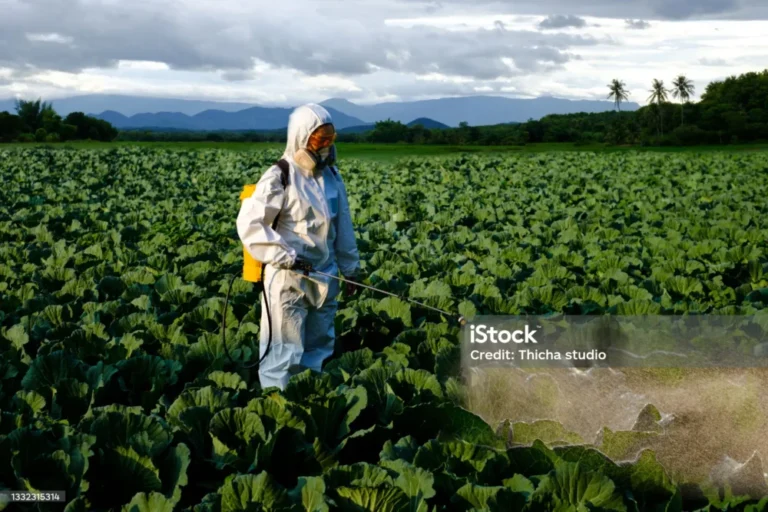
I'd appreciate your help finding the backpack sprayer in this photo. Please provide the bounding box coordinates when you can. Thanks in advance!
[221,162,467,370]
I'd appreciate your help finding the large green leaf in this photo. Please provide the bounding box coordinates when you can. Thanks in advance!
[511,420,585,446]
[597,426,659,461]
[334,486,411,512]
[121,492,177,512]
[380,458,436,512]
[219,472,292,512]
[167,387,233,427]
[8,426,95,502]
[326,462,395,489]
[209,408,268,471]
[450,482,528,511]
[309,386,368,448]
[393,402,503,447]
[618,450,676,509]
[380,436,421,464]
[530,460,626,512]
[89,446,163,506]
[376,298,412,327]
[21,351,87,392]
[289,476,331,512]
[390,368,443,404]
[85,409,172,457]
[157,442,191,504]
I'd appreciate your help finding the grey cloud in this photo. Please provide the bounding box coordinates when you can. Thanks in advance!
[384,28,588,75]
[405,0,768,20]
[699,57,729,66]
[512,46,573,69]
[1,1,602,82]
[381,79,501,100]
[625,19,652,29]
[4,0,760,104]
[221,70,257,82]
[422,1,443,13]
[367,28,598,79]
[0,0,254,73]
[538,15,587,29]
[653,0,737,19]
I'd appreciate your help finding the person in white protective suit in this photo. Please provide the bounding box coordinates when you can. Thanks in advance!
[236,103,361,390]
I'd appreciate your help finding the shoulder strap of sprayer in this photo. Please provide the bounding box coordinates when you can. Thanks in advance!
[268,160,337,227]
[271,159,290,229]
[275,159,290,187]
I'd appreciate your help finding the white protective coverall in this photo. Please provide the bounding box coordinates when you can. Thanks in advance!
[236,103,361,390]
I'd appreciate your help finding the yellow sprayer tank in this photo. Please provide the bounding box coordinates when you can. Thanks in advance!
[240,184,263,283]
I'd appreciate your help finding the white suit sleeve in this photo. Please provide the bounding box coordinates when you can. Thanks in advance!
[236,168,297,269]
[333,172,361,277]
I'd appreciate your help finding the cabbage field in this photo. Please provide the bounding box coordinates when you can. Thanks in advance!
[2,147,768,511]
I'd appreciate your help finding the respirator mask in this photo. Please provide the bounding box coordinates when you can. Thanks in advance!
[294,123,337,172]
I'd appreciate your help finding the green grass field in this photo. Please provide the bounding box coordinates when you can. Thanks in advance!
[4,140,768,161]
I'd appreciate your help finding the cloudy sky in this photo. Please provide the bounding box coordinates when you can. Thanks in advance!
[2,0,768,106]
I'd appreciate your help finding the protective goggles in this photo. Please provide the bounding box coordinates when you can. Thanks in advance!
[306,123,337,152]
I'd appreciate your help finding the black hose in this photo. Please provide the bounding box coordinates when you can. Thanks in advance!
[221,273,239,367]
[258,263,273,367]
[222,263,272,369]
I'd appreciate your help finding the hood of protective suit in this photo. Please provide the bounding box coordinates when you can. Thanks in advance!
[282,103,333,160]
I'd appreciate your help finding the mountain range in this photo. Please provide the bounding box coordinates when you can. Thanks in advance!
[0,95,254,117]
[94,107,367,131]
[319,96,639,127]
[0,94,640,131]
[406,118,451,129]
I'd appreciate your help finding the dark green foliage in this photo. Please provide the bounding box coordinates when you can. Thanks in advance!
[0,148,767,510]
[0,99,117,143]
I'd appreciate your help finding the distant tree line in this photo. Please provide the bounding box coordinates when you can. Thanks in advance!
[115,129,286,143]
[0,99,118,142]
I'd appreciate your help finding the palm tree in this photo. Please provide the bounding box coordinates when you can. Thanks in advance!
[607,79,630,111]
[671,75,695,126]
[647,79,670,136]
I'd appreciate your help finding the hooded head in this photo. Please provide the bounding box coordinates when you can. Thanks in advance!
[283,103,336,171]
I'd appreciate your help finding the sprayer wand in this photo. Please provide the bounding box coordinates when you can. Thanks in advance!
[307,269,467,326]
[221,267,467,371]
